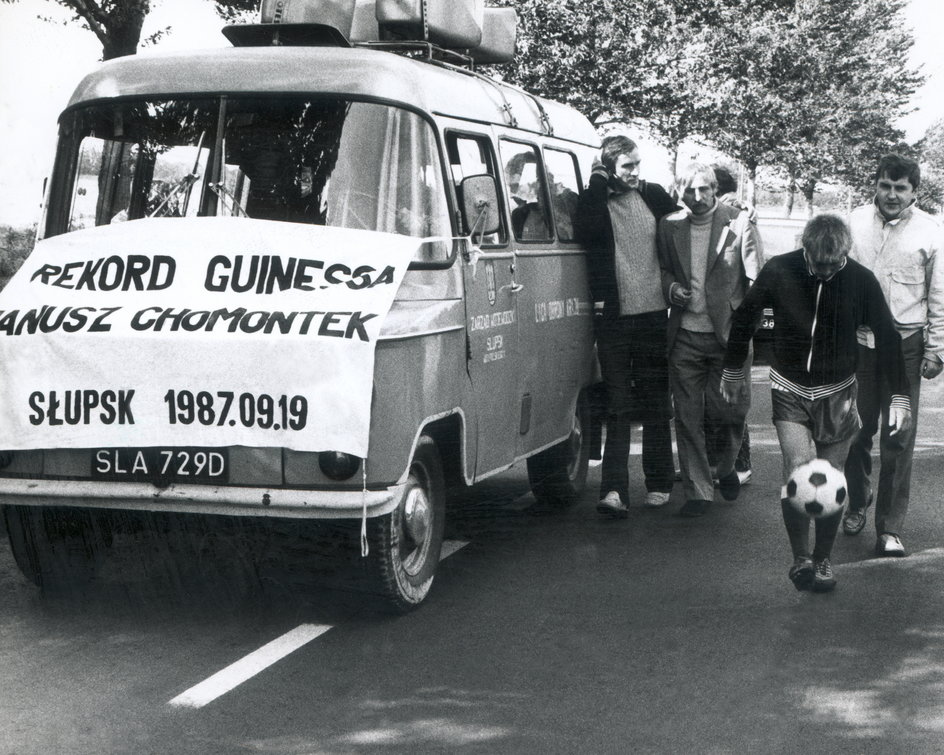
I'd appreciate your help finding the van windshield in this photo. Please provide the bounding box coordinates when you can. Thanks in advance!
[48,97,451,240]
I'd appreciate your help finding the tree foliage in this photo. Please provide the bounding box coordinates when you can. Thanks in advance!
[1,0,257,59]
[496,0,921,205]
[915,118,944,214]
[5,0,925,209]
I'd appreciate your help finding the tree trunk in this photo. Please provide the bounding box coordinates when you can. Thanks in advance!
[784,174,796,218]
[102,8,147,60]
[64,0,150,60]
[666,143,680,184]
[744,161,758,207]
[802,181,816,219]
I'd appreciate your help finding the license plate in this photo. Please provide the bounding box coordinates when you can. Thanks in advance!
[91,448,229,484]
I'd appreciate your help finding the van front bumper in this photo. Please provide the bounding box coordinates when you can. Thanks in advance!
[0,478,406,519]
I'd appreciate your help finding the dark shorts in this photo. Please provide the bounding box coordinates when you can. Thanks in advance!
[771,380,861,445]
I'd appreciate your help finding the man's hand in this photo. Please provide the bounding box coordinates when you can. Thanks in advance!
[921,356,943,380]
[590,156,608,181]
[669,282,692,308]
[720,376,746,405]
[889,406,912,436]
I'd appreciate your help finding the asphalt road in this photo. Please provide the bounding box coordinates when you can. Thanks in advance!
[2,370,943,754]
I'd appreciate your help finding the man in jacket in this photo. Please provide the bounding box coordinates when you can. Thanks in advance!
[575,135,679,517]
[842,154,943,556]
[658,162,762,517]
[721,214,911,592]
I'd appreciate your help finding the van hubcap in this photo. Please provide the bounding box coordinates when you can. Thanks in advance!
[401,487,431,572]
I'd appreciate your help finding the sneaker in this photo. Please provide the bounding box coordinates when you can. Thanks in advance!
[875,533,906,558]
[717,469,741,501]
[842,507,868,536]
[736,469,752,486]
[788,556,814,591]
[597,491,628,519]
[644,491,671,508]
[678,499,712,517]
[812,558,836,592]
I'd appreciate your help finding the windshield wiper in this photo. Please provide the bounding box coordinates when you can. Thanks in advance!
[207,182,248,217]
[148,131,206,218]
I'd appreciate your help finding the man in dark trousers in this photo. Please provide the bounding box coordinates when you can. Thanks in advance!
[843,153,943,556]
[721,214,911,592]
[576,135,679,517]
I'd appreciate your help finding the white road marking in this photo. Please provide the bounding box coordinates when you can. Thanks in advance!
[168,623,331,708]
[439,539,469,559]
[167,539,469,709]
[840,547,944,570]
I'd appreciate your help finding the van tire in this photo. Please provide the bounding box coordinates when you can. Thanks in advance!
[527,395,591,507]
[3,506,104,590]
[364,434,445,612]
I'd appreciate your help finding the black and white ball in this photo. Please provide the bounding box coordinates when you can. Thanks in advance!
[786,459,847,519]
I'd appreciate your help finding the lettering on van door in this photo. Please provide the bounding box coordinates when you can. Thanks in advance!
[469,308,514,364]
[469,309,515,331]
[534,297,590,323]
[485,260,497,305]
[484,334,504,363]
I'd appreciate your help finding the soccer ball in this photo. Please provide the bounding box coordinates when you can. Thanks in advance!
[786,459,847,519]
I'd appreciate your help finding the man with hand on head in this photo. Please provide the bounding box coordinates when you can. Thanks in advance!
[721,214,910,592]
[575,135,679,518]
[843,153,943,557]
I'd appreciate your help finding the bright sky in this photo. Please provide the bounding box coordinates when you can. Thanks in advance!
[0,0,942,225]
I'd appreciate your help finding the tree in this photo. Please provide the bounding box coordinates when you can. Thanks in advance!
[1,0,257,60]
[704,0,920,211]
[491,0,663,125]
[915,118,944,214]
[493,0,795,181]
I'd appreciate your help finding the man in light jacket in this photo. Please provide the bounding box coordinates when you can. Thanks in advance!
[842,153,943,557]
[658,162,762,517]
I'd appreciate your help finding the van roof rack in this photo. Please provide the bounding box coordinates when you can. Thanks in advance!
[224,24,477,69]
[222,22,352,48]
[353,40,474,68]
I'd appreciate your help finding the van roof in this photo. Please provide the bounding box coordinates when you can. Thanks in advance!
[65,45,600,146]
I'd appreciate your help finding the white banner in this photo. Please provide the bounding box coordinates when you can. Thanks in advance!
[0,217,419,456]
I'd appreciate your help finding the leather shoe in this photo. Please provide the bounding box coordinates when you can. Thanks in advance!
[718,469,740,501]
[875,533,905,557]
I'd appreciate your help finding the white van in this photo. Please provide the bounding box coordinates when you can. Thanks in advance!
[0,0,600,611]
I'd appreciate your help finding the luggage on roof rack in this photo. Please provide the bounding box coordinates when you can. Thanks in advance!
[226,0,515,65]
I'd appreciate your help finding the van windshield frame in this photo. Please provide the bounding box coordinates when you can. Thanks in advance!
[44,95,454,246]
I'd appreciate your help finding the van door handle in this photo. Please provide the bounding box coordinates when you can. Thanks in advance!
[501,282,524,294]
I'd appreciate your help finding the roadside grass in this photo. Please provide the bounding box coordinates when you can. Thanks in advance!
[0,224,35,290]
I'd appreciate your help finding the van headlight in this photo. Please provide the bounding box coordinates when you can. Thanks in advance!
[318,451,361,481]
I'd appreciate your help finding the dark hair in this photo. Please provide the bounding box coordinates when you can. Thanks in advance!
[802,214,852,260]
[875,153,920,190]
[600,135,638,172]
[713,165,737,196]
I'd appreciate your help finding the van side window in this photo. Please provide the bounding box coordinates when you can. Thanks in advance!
[543,148,581,242]
[446,132,506,245]
[499,140,551,243]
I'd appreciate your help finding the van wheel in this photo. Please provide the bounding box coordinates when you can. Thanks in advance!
[3,506,104,590]
[527,395,591,507]
[364,435,445,612]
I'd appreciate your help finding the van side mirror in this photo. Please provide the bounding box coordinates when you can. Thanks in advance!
[460,174,500,242]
